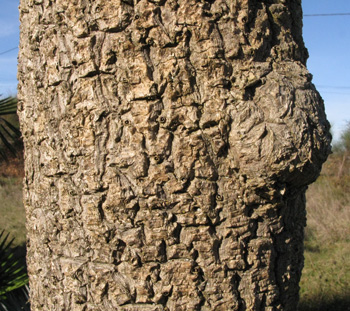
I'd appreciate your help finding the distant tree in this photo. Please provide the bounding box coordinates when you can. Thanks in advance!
[331,122,350,178]
[336,122,350,153]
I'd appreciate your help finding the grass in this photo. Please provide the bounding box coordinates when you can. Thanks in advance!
[299,241,350,311]
[299,154,350,311]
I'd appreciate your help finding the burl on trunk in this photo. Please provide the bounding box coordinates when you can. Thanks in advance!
[18,0,330,310]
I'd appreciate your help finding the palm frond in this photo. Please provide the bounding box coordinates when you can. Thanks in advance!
[0,230,28,298]
[0,285,30,311]
[0,98,17,115]
[0,97,21,160]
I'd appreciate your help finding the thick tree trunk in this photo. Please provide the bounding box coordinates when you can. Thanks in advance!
[18,0,330,310]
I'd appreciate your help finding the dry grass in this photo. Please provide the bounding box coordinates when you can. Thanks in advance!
[305,176,350,244]
[299,154,350,311]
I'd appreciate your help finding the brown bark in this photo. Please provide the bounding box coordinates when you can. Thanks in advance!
[18,0,331,310]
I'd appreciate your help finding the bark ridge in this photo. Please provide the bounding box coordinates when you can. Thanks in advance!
[18,0,331,310]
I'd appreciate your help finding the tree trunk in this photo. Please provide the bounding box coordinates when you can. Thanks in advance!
[18,0,331,310]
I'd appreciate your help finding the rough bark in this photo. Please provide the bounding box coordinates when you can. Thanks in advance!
[18,0,331,310]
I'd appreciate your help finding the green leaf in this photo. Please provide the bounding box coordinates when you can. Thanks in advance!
[0,98,17,115]
[0,97,21,161]
[0,230,28,298]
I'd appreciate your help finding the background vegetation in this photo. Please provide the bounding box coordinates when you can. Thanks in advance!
[299,149,350,311]
[0,100,348,310]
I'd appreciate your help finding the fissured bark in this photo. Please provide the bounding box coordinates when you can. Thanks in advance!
[18,0,330,310]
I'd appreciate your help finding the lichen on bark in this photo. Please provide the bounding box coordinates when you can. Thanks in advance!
[18,0,331,310]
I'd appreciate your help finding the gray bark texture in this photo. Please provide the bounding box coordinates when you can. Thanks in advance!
[18,0,331,310]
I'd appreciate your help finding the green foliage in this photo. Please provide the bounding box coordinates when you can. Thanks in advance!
[0,230,28,298]
[0,285,30,311]
[0,230,29,310]
[0,97,21,161]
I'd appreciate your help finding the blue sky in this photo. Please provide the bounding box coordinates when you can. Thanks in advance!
[0,1,349,141]
[303,0,350,141]
[0,0,19,98]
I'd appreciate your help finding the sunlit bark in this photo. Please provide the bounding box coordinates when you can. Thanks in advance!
[18,0,331,310]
